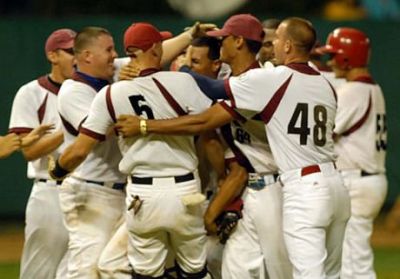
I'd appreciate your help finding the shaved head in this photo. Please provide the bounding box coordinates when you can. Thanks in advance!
[281,17,316,53]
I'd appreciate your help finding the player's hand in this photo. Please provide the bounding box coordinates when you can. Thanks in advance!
[118,63,141,81]
[21,124,55,147]
[174,46,192,70]
[0,133,21,159]
[185,22,217,39]
[115,115,141,137]
[204,213,219,235]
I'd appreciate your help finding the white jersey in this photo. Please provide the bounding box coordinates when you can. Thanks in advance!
[58,73,125,183]
[223,63,337,172]
[82,69,213,177]
[221,63,278,175]
[334,77,386,173]
[9,76,64,179]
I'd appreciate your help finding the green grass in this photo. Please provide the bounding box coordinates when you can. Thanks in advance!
[0,248,399,278]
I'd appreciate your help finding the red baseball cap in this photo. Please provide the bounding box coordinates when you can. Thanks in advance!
[207,14,264,42]
[124,22,173,53]
[45,28,76,53]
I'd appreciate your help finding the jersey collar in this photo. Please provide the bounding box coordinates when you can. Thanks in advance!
[37,75,61,95]
[139,68,160,77]
[286,62,320,75]
[351,75,376,84]
[72,71,109,92]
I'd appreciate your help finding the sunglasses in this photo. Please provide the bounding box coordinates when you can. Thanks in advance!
[60,48,74,55]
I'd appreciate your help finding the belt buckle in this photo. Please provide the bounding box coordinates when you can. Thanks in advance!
[247,173,266,190]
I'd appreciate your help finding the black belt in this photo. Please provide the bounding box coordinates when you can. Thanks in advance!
[131,173,195,185]
[361,170,379,177]
[84,180,126,190]
[38,178,62,185]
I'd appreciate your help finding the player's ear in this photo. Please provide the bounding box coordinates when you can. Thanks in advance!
[46,51,58,64]
[235,36,245,50]
[212,59,222,73]
[284,39,291,53]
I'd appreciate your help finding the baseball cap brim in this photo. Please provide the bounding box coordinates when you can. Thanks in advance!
[160,31,173,40]
[206,29,231,38]
[315,45,340,55]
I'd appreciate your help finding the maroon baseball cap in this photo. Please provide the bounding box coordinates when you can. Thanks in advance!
[207,14,264,42]
[124,22,173,53]
[45,28,76,53]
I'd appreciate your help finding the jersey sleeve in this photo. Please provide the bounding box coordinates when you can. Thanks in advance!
[80,86,114,141]
[9,83,41,133]
[334,84,370,135]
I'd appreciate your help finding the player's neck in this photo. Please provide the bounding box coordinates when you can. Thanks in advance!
[230,52,257,76]
[49,67,67,84]
[346,68,370,81]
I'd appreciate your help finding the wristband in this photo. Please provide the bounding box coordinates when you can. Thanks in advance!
[139,119,148,136]
[51,159,70,180]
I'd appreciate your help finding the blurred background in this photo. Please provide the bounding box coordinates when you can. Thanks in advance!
[0,0,400,277]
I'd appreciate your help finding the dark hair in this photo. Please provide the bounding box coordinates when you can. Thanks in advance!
[244,39,262,54]
[74,26,111,54]
[262,18,281,30]
[191,36,221,60]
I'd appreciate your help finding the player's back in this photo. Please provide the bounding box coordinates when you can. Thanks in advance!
[334,79,386,173]
[109,70,212,177]
[228,63,337,172]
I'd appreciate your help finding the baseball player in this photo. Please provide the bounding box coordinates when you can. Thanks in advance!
[199,14,292,279]
[318,27,387,279]
[50,27,127,279]
[51,22,213,278]
[116,17,351,279]
[8,28,76,279]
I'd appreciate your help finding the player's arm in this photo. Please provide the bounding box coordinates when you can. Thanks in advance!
[204,161,248,234]
[116,102,234,137]
[20,124,55,147]
[199,131,226,180]
[161,22,216,66]
[50,133,99,179]
[0,133,21,159]
[20,129,63,161]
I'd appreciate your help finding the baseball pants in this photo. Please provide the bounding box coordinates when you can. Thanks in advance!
[58,177,126,279]
[340,171,387,279]
[20,180,69,279]
[126,175,209,278]
[280,162,351,279]
[222,177,292,279]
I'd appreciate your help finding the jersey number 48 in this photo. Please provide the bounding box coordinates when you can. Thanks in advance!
[287,103,328,146]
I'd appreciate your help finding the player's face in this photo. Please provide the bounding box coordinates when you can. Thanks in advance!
[88,34,118,80]
[258,28,276,64]
[220,35,236,64]
[190,46,219,78]
[273,24,287,65]
[56,48,76,80]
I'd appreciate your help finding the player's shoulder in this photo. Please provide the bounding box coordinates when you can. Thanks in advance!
[59,78,94,98]
[14,77,47,99]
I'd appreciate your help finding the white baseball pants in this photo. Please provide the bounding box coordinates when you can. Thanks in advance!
[20,180,69,279]
[340,171,387,279]
[280,162,351,279]
[58,177,126,279]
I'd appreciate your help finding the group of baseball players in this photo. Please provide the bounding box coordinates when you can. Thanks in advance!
[3,12,387,279]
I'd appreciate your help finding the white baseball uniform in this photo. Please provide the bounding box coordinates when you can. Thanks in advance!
[8,76,69,279]
[57,72,126,279]
[81,69,212,278]
[333,76,387,279]
[216,63,292,279]
[222,63,351,278]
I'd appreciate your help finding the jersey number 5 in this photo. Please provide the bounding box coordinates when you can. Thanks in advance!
[129,95,154,119]
[287,103,327,146]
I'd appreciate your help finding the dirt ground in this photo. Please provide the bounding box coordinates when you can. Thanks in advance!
[1,215,400,262]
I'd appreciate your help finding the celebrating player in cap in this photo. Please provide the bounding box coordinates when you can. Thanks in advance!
[8,28,76,279]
